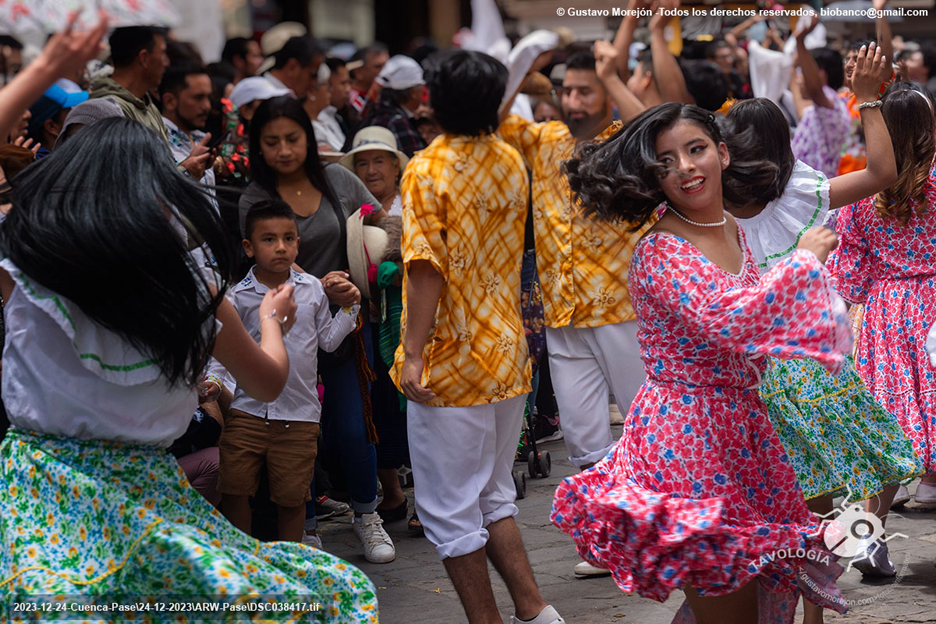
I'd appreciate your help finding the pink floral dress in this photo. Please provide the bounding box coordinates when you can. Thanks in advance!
[551,227,851,622]
[829,166,936,473]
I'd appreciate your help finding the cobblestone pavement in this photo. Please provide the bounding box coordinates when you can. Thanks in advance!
[321,426,936,623]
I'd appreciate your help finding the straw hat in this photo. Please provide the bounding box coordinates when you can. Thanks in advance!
[346,206,390,301]
[339,126,409,172]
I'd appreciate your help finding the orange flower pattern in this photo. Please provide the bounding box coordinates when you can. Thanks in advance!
[391,133,532,407]
[498,115,652,328]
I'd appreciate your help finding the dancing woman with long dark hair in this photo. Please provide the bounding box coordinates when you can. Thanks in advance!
[551,100,852,623]
[0,18,376,622]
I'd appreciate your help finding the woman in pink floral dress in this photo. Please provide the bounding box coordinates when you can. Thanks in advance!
[830,82,936,507]
[554,102,853,624]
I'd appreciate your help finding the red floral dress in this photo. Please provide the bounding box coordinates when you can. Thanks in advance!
[551,227,851,621]
[829,166,936,473]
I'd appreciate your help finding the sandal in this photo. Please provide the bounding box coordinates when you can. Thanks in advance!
[376,499,408,522]
[408,511,424,536]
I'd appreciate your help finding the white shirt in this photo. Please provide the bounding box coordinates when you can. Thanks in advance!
[313,106,346,152]
[0,258,205,447]
[225,267,359,423]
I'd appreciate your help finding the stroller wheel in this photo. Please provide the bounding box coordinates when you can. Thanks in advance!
[528,451,538,478]
[537,451,552,478]
[514,471,526,499]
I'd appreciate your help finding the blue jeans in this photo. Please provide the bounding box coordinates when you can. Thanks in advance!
[305,329,379,528]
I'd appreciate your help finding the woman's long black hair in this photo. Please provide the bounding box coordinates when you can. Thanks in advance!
[725,98,796,207]
[0,117,234,388]
[248,96,340,211]
[564,102,779,229]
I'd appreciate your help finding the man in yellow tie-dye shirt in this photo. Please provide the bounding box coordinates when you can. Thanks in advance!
[499,51,650,472]
[392,50,566,624]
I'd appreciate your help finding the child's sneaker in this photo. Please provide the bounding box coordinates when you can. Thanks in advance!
[353,513,395,563]
[315,495,351,520]
[302,532,323,549]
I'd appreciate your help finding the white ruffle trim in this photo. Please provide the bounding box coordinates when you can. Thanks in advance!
[3,258,166,386]
[738,160,831,271]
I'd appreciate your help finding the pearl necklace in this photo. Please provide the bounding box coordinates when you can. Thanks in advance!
[668,207,727,228]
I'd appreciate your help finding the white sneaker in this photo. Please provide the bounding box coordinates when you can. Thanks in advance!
[852,534,896,577]
[914,481,936,505]
[573,560,611,578]
[891,484,911,508]
[301,532,322,549]
[353,513,396,563]
[509,605,566,624]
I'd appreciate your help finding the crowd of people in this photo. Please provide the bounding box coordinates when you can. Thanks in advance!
[2,1,936,623]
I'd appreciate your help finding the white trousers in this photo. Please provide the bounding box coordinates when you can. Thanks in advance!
[407,395,526,560]
[546,320,645,466]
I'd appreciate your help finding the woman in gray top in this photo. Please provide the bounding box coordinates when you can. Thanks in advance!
[240,96,396,564]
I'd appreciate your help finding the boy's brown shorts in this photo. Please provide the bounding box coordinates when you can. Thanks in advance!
[218,409,319,508]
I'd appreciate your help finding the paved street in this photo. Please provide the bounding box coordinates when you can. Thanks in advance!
[322,425,936,623]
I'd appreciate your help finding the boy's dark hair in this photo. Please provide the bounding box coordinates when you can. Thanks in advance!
[222,37,253,65]
[109,26,167,68]
[273,36,322,70]
[166,40,203,66]
[811,48,845,91]
[681,60,730,111]
[159,63,209,100]
[565,51,597,72]
[244,200,297,240]
[706,39,732,59]
[423,49,507,135]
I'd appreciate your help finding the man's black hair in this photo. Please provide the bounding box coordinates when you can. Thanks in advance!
[109,26,168,68]
[811,48,845,91]
[424,49,507,136]
[222,37,254,65]
[272,36,322,70]
[244,200,297,240]
[681,60,730,111]
[159,62,209,100]
[565,51,597,72]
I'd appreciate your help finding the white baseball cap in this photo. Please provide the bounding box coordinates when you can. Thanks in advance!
[229,76,291,109]
[376,55,424,90]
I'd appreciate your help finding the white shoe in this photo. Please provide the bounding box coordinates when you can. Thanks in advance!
[891,484,911,508]
[851,534,896,577]
[353,513,396,563]
[914,481,936,505]
[301,532,322,549]
[509,605,566,624]
[573,560,611,578]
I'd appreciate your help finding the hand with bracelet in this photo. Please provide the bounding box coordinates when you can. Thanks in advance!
[259,283,298,335]
[851,41,891,111]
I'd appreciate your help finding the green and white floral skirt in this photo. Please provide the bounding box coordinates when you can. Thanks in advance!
[761,356,923,501]
[0,427,378,623]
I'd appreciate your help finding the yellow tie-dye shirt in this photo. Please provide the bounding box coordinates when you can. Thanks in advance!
[391,133,532,407]
[499,115,651,329]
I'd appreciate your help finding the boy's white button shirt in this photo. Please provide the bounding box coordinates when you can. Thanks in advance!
[228,267,359,423]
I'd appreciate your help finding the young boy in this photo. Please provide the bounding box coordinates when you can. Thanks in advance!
[217,199,360,543]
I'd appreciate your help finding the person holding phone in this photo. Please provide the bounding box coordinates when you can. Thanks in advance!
[159,62,221,199]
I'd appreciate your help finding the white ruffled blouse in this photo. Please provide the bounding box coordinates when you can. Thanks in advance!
[735,160,832,271]
[1,258,207,446]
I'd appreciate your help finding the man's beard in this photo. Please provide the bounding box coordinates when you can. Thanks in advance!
[565,103,608,139]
